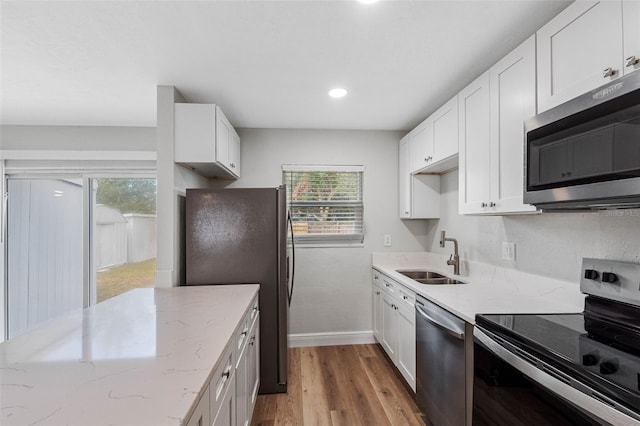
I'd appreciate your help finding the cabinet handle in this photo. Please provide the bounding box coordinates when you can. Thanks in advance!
[222,367,231,380]
[241,328,248,337]
[230,163,236,168]
[489,202,496,207]
[404,211,409,215]
[481,202,487,208]
[603,67,617,78]
[626,56,639,67]
[376,291,380,295]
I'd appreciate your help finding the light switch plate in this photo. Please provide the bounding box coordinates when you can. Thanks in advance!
[384,234,392,247]
[502,242,515,261]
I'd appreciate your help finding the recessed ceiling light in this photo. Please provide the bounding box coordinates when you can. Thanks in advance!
[358,0,379,4]
[328,88,348,98]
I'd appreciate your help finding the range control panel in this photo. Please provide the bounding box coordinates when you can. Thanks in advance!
[581,258,640,308]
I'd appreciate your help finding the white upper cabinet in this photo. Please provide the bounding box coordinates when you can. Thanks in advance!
[459,36,538,215]
[399,135,440,219]
[624,0,640,75]
[409,118,433,173]
[458,71,491,215]
[175,103,241,179]
[537,1,625,112]
[398,136,412,218]
[489,36,537,214]
[410,96,458,174]
[430,96,458,171]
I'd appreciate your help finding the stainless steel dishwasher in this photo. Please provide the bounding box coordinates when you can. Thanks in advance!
[415,294,471,426]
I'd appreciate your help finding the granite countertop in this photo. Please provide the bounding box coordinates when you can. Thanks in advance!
[1,284,259,426]
[372,252,585,323]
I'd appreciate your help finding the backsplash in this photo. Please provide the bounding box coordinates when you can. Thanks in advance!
[426,170,640,283]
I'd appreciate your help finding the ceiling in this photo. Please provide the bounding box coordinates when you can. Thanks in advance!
[1,0,572,131]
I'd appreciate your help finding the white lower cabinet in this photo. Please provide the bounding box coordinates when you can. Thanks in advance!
[236,310,259,426]
[381,292,399,360]
[372,270,416,391]
[213,369,236,426]
[186,295,259,426]
[186,386,210,426]
[372,280,383,342]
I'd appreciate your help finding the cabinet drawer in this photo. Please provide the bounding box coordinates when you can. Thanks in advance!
[236,295,259,368]
[397,287,415,309]
[381,277,397,296]
[372,270,382,285]
[210,344,234,421]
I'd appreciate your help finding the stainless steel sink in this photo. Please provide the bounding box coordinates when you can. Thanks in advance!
[396,269,466,285]
[415,277,466,285]
[396,270,447,280]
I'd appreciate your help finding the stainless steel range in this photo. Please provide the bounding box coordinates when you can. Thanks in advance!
[473,258,640,425]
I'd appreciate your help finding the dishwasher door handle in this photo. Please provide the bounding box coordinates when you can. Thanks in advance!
[416,304,464,340]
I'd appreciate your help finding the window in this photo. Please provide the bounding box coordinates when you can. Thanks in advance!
[283,165,364,244]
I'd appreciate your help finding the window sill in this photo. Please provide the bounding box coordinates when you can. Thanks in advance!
[289,243,364,249]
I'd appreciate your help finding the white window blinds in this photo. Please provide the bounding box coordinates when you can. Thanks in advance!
[283,165,364,244]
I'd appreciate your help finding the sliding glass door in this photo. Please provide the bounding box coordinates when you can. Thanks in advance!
[5,176,156,339]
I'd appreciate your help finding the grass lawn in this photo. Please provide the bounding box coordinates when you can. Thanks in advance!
[96,259,156,303]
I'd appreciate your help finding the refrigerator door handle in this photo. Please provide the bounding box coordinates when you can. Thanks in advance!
[287,211,295,307]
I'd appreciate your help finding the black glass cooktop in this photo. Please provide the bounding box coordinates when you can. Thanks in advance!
[475,309,640,415]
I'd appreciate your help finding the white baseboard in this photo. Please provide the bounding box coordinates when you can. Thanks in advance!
[288,331,376,348]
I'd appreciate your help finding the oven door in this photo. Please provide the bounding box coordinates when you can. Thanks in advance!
[473,327,639,426]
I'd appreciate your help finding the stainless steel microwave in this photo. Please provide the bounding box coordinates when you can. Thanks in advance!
[524,71,640,210]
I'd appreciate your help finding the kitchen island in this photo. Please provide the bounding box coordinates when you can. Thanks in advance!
[0,284,259,426]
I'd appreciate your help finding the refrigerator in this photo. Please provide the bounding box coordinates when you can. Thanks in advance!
[184,186,293,394]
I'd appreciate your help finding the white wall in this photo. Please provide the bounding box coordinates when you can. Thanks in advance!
[1,125,155,151]
[427,170,640,283]
[222,128,427,336]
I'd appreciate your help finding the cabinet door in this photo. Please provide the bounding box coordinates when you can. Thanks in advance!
[431,96,458,163]
[458,71,491,214]
[215,106,232,170]
[624,0,640,75]
[410,118,433,173]
[235,341,249,426]
[372,282,383,342]
[247,318,260,423]
[229,129,241,177]
[212,371,236,426]
[398,136,411,218]
[396,303,416,392]
[186,386,210,426]
[489,35,538,214]
[174,103,217,163]
[537,1,624,112]
[381,293,398,362]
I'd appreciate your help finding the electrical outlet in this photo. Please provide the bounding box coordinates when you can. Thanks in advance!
[384,234,392,247]
[502,242,515,261]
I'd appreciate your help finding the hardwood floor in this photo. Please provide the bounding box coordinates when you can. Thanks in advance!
[251,344,425,426]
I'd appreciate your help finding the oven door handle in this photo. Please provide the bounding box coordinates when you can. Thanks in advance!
[474,327,640,425]
[416,304,464,340]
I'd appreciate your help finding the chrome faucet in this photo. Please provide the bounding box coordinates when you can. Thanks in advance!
[439,230,460,275]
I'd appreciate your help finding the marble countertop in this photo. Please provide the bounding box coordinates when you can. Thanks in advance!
[1,284,259,426]
[372,252,585,323]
